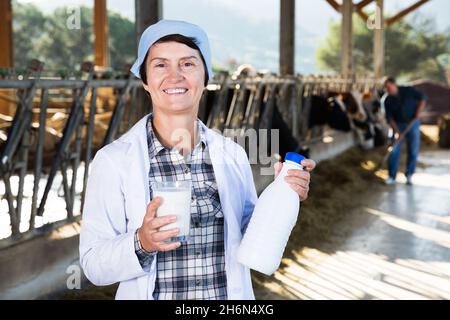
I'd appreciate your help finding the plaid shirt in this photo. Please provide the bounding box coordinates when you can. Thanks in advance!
[134,114,227,300]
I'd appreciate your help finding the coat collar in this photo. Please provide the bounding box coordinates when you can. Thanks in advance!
[118,113,224,160]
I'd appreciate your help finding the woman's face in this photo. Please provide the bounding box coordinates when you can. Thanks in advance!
[143,41,206,115]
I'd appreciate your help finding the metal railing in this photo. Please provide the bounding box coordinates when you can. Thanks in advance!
[0,60,380,247]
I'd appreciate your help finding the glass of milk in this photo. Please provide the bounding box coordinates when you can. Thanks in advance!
[151,180,192,243]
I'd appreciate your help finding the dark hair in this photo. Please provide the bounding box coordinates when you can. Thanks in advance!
[139,34,209,86]
[383,76,396,86]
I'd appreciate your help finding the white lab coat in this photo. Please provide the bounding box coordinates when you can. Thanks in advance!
[79,114,257,299]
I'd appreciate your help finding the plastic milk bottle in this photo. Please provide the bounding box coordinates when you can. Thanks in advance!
[237,152,305,275]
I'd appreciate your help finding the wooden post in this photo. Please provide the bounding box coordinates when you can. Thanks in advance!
[373,0,385,79]
[0,0,13,68]
[341,0,353,78]
[279,0,295,75]
[134,0,162,113]
[94,0,108,67]
[0,0,14,116]
[135,0,162,50]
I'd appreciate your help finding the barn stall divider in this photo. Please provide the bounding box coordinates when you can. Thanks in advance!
[0,60,386,298]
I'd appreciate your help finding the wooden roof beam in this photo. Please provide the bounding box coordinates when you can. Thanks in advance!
[355,0,374,10]
[355,8,369,21]
[386,0,431,26]
[325,0,341,12]
[325,0,370,23]
[355,0,374,21]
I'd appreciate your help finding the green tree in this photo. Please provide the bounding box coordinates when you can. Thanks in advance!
[12,2,135,72]
[317,14,450,85]
[39,6,94,71]
[12,1,47,69]
[108,11,136,70]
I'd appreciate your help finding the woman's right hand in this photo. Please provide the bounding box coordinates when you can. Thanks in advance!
[138,197,181,252]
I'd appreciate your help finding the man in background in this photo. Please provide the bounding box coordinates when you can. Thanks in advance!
[382,77,427,185]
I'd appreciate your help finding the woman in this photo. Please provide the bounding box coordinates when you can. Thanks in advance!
[79,19,315,300]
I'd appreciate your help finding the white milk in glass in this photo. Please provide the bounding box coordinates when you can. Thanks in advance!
[152,180,192,243]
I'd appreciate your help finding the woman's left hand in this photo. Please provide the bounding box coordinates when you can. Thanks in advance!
[274,158,316,201]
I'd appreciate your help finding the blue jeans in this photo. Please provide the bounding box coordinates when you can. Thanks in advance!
[388,120,420,179]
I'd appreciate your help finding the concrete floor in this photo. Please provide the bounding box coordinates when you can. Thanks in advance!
[262,148,450,300]
[52,144,450,300]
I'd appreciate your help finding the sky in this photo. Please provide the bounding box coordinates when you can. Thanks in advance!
[16,0,450,73]
[17,0,450,32]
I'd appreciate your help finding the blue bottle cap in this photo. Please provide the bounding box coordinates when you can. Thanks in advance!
[285,152,305,164]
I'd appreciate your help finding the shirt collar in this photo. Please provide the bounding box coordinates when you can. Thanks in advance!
[146,113,207,161]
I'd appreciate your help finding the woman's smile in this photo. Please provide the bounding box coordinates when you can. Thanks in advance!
[162,87,189,95]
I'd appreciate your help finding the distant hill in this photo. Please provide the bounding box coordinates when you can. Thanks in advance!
[165,0,319,74]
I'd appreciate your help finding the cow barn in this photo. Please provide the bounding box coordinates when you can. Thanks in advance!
[0,0,449,302]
